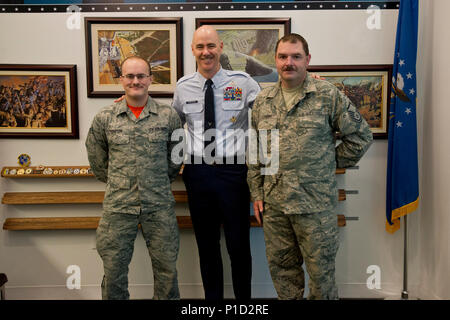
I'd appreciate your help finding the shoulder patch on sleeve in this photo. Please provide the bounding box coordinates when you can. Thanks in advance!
[347,108,363,123]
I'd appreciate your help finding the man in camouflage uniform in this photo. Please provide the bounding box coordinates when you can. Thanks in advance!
[85,56,183,300]
[247,34,373,300]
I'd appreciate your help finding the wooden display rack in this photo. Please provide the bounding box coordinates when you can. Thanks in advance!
[3,215,347,231]
[1,165,349,230]
[1,165,347,178]
[1,190,344,205]
[1,166,94,178]
[1,190,189,205]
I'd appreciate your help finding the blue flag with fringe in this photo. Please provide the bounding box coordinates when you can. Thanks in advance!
[386,0,419,233]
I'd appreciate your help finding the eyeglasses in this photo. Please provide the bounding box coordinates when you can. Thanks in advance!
[121,74,151,81]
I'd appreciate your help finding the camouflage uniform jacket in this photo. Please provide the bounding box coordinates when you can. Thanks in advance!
[247,73,373,214]
[85,98,183,215]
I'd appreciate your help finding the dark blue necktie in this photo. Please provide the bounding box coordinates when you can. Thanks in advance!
[204,79,215,155]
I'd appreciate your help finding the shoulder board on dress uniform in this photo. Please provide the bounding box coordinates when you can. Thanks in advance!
[223,69,252,79]
[176,73,197,85]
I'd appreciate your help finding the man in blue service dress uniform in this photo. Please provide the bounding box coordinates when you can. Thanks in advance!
[172,25,261,300]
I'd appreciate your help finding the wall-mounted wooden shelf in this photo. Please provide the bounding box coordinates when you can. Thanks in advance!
[1,165,351,232]
[1,191,188,205]
[2,215,346,231]
[1,166,94,178]
[1,166,346,178]
[1,189,346,205]
[2,191,104,204]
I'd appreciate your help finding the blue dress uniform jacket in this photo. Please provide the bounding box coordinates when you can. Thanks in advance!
[172,67,260,157]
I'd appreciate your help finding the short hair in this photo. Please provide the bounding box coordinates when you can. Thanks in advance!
[120,56,152,75]
[275,33,310,56]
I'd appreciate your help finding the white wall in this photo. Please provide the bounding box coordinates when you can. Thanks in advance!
[1,6,444,300]
[416,0,450,300]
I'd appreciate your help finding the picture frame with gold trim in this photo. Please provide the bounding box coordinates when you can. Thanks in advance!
[0,64,78,139]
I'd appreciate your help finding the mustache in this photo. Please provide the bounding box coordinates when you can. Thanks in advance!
[282,66,297,71]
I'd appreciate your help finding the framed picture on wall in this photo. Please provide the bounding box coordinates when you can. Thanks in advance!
[195,18,291,87]
[85,17,183,98]
[308,65,393,139]
[0,64,79,139]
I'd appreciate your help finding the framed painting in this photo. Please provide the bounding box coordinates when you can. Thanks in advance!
[0,64,78,139]
[308,65,393,139]
[195,18,290,87]
[85,17,183,98]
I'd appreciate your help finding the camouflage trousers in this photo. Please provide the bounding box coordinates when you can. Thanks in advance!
[263,204,339,300]
[96,206,180,300]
